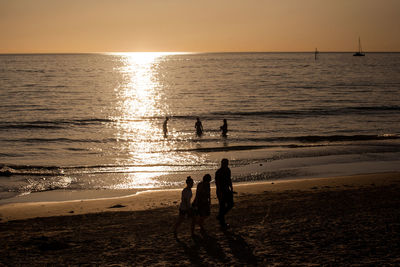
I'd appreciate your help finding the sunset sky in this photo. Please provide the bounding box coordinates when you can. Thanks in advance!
[1,0,399,53]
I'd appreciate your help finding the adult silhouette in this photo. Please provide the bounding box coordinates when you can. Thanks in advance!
[191,174,211,236]
[215,158,234,229]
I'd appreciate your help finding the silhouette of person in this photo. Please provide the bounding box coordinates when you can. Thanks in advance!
[220,119,228,137]
[163,117,169,137]
[191,174,211,236]
[195,117,203,137]
[215,158,234,229]
[173,176,194,237]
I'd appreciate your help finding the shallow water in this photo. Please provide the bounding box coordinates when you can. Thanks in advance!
[1,52,400,200]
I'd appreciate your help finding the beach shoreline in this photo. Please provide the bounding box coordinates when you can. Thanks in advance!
[2,147,400,206]
[1,171,398,222]
[1,171,399,265]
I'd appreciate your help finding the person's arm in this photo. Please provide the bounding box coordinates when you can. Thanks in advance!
[228,169,233,192]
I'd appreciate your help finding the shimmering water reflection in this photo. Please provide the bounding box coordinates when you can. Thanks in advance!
[2,53,400,198]
[111,53,206,189]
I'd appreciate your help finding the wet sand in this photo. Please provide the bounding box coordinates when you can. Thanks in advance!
[1,172,400,266]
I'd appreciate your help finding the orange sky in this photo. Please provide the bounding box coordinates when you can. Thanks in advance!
[1,0,399,53]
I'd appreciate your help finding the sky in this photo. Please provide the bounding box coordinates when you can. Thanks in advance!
[1,0,399,53]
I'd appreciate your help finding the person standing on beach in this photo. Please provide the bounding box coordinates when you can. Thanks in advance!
[163,117,169,138]
[215,158,234,229]
[195,117,203,137]
[191,174,211,236]
[173,176,194,237]
[220,119,228,137]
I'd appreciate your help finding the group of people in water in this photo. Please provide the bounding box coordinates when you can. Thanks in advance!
[163,117,228,138]
[173,158,234,238]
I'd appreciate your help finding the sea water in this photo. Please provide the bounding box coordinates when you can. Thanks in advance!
[1,52,400,201]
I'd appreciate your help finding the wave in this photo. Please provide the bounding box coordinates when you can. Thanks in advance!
[268,134,400,143]
[1,133,399,178]
[146,105,400,121]
[0,165,63,177]
[1,104,398,130]
[173,144,318,153]
[208,105,400,118]
[0,124,65,130]
[1,133,399,146]
[186,134,400,144]
[0,162,213,177]
[0,118,115,130]
[2,137,117,143]
[20,176,76,195]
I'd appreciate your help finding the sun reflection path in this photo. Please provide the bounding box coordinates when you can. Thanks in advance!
[117,52,173,117]
[111,52,203,189]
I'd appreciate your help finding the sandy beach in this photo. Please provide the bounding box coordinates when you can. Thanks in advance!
[1,172,399,266]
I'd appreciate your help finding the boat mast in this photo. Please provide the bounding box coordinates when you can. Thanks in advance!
[353,36,365,56]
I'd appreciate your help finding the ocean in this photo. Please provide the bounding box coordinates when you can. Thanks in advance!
[1,52,400,202]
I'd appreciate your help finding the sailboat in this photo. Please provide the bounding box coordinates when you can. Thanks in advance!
[353,37,365,56]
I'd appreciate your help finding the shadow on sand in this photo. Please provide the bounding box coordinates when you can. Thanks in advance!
[223,229,258,265]
[176,229,258,266]
[176,233,228,266]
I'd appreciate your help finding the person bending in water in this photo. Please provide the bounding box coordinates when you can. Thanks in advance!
[163,117,169,137]
[195,117,203,137]
[173,176,194,237]
[191,174,211,236]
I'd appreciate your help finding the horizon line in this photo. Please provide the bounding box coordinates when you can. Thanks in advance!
[1,51,400,55]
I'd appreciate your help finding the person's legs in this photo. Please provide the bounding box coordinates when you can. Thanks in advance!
[191,216,197,235]
[218,198,227,226]
[174,215,185,236]
[218,195,234,228]
[225,196,234,214]
[198,216,208,235]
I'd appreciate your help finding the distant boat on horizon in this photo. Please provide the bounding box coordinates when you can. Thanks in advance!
[353,37,365,56]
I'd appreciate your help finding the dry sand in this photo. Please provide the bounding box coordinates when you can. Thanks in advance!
[1,172,399,266]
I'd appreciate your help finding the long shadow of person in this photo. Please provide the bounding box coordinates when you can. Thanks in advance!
[175,237,202,266]
[222,229,258,265]
[192,233,228,264]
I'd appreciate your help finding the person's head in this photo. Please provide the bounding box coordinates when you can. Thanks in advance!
[196,117,200,121]
[203,174,211,183]
[165,117,169,121]
[186,176,194,188]
[221,158,229,168]
[223,119,227,123]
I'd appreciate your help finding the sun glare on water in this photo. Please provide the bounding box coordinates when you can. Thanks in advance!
[110,52,193,189]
